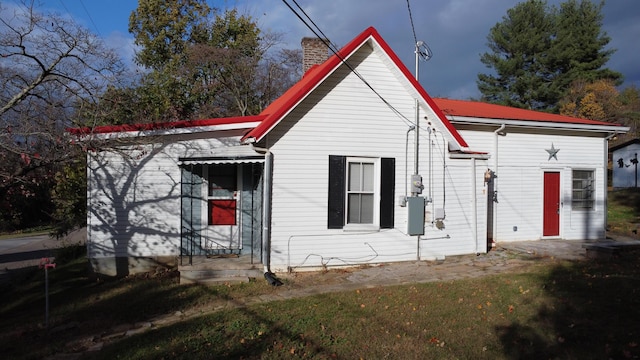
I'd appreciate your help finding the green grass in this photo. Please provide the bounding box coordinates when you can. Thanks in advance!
[0,226,52,240]
[1,248,639,360]
[608,188,640,235]
[84,257,640,360]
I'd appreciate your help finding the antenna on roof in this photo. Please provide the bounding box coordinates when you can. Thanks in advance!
[415,41,433,62]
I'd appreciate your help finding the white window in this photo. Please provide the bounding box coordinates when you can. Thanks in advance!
[328,156,395,230]
[572,170,595,210]
[347,159,376,224]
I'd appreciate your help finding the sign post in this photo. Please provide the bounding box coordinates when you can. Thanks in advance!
[39,258,56,328]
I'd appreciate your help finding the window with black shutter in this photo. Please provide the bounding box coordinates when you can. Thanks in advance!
[327,155,395,229]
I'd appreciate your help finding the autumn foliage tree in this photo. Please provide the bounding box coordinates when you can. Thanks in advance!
[116,0,301,123]
[560,79,640,140]
[560,79,619,121]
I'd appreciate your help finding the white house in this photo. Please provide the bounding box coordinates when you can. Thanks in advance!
[611,139,640,189]
[71,27,627,280]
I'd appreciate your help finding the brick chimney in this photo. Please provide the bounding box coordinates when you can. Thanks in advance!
[301,37,330,74]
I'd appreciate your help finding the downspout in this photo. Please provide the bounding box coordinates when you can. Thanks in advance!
[492,124,505,241]
[442,133,446,218]
[471,157,479,254]
[604,133,617,235]
[428,126,433,218]
[493,124,505,170]
[250,142,282,286]
[86,153,92,263]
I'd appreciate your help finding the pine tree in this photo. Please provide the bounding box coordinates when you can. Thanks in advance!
[477,0,622,112]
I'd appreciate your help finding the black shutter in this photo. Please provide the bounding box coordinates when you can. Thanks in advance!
[328,155,345,229]
[380,157,395,229]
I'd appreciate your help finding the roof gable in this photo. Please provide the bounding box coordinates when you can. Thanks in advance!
[242,27,469,149]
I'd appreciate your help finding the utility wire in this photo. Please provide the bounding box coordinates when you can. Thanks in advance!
[60,0,101,37]
[406,0,418,46]
[282,0,414,127]
[79,0,102,37]
[291,0,338,54]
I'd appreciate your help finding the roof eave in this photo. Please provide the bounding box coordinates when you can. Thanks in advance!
[75,121,262,141]
[447,116,629,134]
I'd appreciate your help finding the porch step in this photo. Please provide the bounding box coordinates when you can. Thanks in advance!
[179,268,263,285]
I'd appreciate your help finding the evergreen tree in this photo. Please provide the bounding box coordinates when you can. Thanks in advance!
[477,0,622,112]
[478,0,552,110]
[550,0,622,94]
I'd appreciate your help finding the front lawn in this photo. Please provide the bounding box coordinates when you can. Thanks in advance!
[1,246,639,359]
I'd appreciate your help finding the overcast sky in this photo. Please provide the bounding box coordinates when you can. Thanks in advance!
[15,0,640,100]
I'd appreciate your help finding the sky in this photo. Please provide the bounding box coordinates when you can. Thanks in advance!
[14,0,640,100]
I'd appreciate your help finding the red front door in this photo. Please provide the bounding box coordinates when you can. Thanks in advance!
[543,172,560,237]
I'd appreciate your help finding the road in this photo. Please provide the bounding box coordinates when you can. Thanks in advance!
[0,234,59,271]
[0,229,85,283]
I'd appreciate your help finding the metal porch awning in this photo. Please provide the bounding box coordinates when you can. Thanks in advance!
[179,146,265,165]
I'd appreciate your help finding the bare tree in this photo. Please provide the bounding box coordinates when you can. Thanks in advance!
[0,0,124,228]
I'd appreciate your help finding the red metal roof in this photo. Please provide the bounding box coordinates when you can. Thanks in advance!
[68,27,622,142]
[434,98,621,127]
[242,27,469,148]
[68,115,265,135]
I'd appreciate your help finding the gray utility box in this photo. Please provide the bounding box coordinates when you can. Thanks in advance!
[407,196,425,235]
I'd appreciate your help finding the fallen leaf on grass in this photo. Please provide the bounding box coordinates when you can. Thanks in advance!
[508,305,515,313]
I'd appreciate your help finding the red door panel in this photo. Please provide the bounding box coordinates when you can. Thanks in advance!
[543,172,560,236]
[209,199,237,225]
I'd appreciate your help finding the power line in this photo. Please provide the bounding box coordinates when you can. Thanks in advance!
[281,0,414,127]
[57,0,72,16]
[406,0,418,46]
[59,0,102,37]
[291,0,338,54]
[79,0,102,37]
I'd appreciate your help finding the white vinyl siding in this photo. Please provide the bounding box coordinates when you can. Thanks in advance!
[263,44,487,271]
[458,128,607,242]
[86,133,250,261]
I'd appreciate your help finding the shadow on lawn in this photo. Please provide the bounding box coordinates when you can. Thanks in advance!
[497,249,640,359]
[4,250,640,359]
[610,188,640,214]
